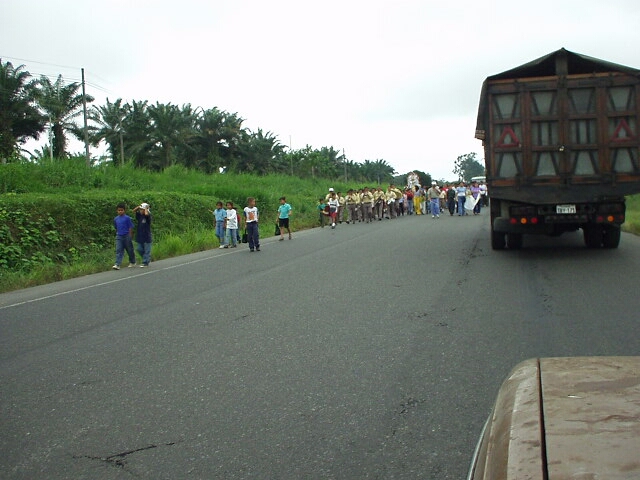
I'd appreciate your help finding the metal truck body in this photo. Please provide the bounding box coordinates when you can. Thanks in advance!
[475,49,640,249]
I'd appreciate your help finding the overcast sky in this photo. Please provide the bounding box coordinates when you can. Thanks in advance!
[2,0,640,180]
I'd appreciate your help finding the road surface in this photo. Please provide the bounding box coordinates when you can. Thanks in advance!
[2,211,640,479]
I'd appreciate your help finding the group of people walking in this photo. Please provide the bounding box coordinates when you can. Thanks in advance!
[112,201,152,269]
[111,177,486,269]
[318,179,487,227]
[212,197,263,252]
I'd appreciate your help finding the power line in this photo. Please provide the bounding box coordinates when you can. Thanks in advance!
[0,54,79,71]
[1,61,113,95]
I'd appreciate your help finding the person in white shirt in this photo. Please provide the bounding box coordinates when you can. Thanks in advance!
[224,201,239,248]
[243,197,260,252]
[327,192,340,228]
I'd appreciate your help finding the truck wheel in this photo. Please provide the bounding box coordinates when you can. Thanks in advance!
[492,229,506,250]
[507,233,523,250]
[490,200,505,250]
[583,225,603,248]
[602,225,621,249]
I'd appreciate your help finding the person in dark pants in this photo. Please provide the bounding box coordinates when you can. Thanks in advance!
[446,185,456,215]
[243,197,260,252]
[133,202,152,266]
[112,202,136,269]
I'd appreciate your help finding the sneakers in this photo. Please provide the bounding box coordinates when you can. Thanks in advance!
[219,245,227,249]
[331,222,336,228]
[128,263,136,268]
[256,247,260,251]
[112,264,120,270]
[140,263,148,268]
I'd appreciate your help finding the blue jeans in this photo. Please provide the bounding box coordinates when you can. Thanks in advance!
[215,221,225,244]
[430,198,440,216]
[136,242,152,265]
[473,198,482,214]
[226,228,237,247]
[457,197,466,215]
[246,222,260,250]
[115,235,135,265]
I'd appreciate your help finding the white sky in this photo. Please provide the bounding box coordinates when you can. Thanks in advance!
[2,0,640,180]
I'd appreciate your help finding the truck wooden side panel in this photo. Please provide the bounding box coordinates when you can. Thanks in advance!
[476,50,640,204]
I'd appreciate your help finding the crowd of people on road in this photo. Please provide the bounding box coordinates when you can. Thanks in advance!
[316,176,488,228]
[110,173,487,269]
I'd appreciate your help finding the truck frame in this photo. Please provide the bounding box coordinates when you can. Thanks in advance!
[475,48,640,249]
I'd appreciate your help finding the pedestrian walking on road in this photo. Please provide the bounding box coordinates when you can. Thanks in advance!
[277,196,293,240]
[224,201,239,249]
[212,201,227,247]
[244,197,260,251]
[112,202,136,270]
[133,202,152,267]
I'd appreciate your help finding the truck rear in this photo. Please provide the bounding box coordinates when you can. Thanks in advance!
[475,48,640,249]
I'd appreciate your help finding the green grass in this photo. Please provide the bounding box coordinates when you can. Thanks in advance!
[1,159,639,293]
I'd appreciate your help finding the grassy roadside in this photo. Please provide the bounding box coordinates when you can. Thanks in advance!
[1,160,640,293]
[0,161,352,293]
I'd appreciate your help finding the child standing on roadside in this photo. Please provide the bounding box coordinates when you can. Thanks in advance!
[243,197,260,252]
[212,201,227,248]
[277,196,292,241]
[132,202,152,267]
[224,201,239,248]
[112,202,136,270]
[317,197,327,227]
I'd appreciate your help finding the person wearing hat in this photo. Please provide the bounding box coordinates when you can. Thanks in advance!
[132,202,152,266]
[324,187,335,202]
[426,181,441,218]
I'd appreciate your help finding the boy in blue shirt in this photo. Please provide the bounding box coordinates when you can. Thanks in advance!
[112,202,136,270]
[277,196,293,241]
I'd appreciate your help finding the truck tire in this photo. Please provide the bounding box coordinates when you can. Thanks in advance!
[492,228,506,250]
[490,199,506,250]
[507,233,523,250]
[602,225,621,249]
[583,225,603,248]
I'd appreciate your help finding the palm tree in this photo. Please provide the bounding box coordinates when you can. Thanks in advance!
[147,102,195,169]
[35,74,93,158]
[236,129,285,174]
[0,60,45,162]
[121,100,152,167]
[90,98,128,165]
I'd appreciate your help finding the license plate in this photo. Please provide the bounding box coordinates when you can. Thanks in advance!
[556,204,576,214]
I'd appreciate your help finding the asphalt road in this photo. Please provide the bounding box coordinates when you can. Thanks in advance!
[2,211,640,479]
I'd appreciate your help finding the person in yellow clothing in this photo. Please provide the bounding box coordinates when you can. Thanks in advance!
[385,185,397,219]
[360,186,374,223]
[337,191,346,224]
[345,189,359,224]
[412,185,421,215]
[373,186,385,221]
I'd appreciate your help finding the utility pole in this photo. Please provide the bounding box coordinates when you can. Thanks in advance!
[119,122,125,167]
[289,135,293,176]
[81,68,90,166]
[49,117,53,162]
[343,148,347,182]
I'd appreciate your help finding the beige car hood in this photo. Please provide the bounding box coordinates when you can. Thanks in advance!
[470,357,640,480]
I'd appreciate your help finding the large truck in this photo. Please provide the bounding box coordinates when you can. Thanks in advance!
[475,48,640,249]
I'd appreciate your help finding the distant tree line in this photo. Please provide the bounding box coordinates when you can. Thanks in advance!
[0,59,399,184]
